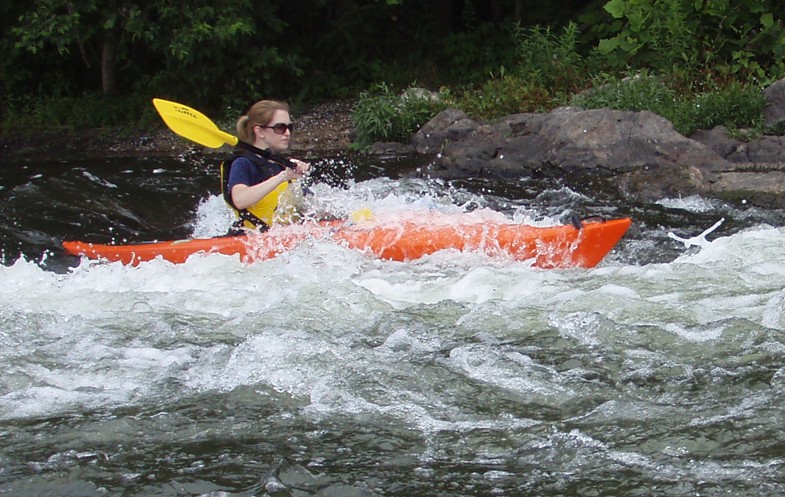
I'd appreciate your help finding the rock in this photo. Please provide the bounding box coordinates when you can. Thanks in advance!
[763,79,785,127]
[734,135,785,164]
[423,107,729,200]
[409,103,785,208]
[411,109,478,154]
[688,126,742,159]
[366,141,416,157]
[688,126,785,207]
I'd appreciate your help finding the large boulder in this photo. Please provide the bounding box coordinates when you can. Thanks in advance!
[420,107,728,200]
[413,103,785,208]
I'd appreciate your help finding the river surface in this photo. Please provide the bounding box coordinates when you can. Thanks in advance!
[1,153,785,496]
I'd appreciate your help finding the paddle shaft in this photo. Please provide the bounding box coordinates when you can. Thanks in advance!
[236,141,294,169]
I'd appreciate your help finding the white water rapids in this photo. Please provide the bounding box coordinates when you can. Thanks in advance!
[1,178,784,496]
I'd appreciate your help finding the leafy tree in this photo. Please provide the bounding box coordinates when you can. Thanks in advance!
[8,0,780,134]
[11,0,284,103]
[14,0,148,95]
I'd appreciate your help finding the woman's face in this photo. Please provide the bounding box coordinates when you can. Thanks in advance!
[254,109,292,152]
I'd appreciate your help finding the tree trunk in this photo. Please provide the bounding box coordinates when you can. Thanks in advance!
[432,0,454,36]
[513,0,525,23]
[490,0,504,22]
[101,38,115,95]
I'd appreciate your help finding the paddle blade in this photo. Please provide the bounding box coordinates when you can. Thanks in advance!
[153,98,239,149]
[350,207,375,223]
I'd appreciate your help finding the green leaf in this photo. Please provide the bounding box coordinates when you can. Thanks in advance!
[604,0,627,19]
[597,37,622,55]
[761,13,774,29]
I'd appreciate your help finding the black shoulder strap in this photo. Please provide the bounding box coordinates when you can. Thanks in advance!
[235,142,293,169]
[220,157,236,208]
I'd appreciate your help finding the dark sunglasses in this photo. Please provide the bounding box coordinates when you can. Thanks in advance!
[258,122,294,135]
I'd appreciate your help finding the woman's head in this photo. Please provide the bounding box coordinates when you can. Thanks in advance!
[236,100,292,152]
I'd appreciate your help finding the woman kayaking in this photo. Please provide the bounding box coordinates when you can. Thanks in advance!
[223,100,311,231]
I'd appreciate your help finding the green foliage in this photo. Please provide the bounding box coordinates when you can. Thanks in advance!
[513,22,589,97]
[595,0,698,71]
[455,22,587,120]
[138,0,297,111]
[439,21,519,85]
[457,71,553,119]
[0,0,781,142]
[678,81,765,134]
[162,5,256,62]
[571,71,678,114]
[351,83,449,147]
[571,72,764,135]
[12,0,85,56]
[1,92,154,131]
[592,0,785,80]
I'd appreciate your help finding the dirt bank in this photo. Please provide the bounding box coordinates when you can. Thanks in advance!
[0,100,356,160]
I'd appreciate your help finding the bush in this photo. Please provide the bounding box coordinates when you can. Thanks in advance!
[571,71,764,135]
[514,22,589,98]
[451,22,590,120]
[571,71,677,115]
[456,71,553,119]
[351,83,449,148]
[1,92,155,131]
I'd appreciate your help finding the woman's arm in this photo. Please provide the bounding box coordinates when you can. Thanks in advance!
[230,160,310,210]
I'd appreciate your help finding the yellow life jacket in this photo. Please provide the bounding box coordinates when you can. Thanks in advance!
[220,154,292,230]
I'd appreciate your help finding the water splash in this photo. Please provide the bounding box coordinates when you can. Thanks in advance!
[668,217,725,248]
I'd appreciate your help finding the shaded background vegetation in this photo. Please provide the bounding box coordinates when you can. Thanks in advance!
[2,0,785,139]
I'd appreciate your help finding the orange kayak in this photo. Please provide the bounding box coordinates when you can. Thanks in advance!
[62,216,631,268]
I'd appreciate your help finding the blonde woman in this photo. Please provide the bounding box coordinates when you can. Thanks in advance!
[223,100,310,230]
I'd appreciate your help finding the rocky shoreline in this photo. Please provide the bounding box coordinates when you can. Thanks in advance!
[372,78,785,210]
[5,88,785,210]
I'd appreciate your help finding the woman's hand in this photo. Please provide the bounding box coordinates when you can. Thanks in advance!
[283,159,310,181]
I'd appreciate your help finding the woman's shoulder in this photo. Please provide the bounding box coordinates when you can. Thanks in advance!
[231,155,253,166]
[230,155,263,176]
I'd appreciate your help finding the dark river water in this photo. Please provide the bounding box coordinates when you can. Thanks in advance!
[1,151,785,496]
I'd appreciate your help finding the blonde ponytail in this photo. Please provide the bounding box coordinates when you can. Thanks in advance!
[236,115,253,143]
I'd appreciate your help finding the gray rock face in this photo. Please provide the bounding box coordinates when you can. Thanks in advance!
[763,79,785,127]
[407,80,785,208]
